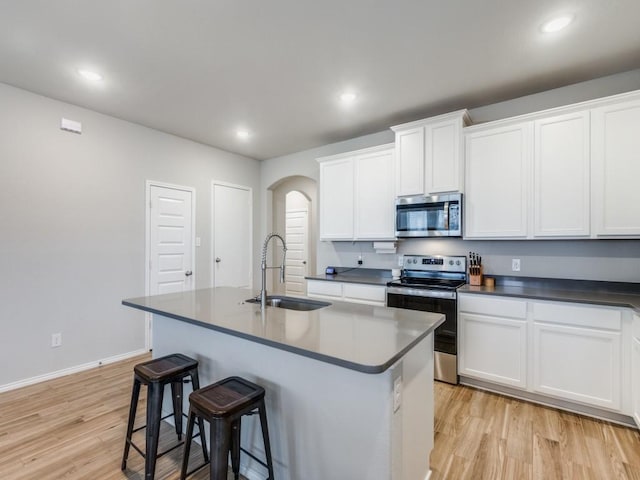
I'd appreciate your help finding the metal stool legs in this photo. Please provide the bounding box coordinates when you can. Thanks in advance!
[121,377,141,470]
[258,404,275,480]
[121,355,207,480]
[180,376,275,480]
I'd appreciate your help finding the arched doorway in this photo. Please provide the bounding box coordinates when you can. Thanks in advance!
[269,176,317,295]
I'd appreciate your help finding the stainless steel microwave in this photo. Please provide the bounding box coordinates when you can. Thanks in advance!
[395,193,462,237]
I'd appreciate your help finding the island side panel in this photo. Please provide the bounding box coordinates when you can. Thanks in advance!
[401,334,434,480]
[153,313,400,480]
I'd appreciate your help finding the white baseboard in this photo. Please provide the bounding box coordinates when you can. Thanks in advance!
[0,348,149,393]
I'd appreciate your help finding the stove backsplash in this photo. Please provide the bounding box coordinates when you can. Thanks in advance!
[317,238,640,283]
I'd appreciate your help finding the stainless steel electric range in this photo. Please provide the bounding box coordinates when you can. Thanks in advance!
[386,255,467,384]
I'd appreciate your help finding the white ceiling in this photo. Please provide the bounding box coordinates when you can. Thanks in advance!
[1,1,639,160]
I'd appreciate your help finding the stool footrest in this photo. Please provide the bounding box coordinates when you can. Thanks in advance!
[131,411,190,435]
[240,446,269,470]
[125,437,184,460]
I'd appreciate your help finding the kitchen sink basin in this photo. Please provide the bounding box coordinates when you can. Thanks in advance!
[245,295,331,311]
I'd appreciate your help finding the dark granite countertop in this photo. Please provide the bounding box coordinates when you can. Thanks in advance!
[458,276,640,314]
[122,287,443,374]
[306,268,393,286]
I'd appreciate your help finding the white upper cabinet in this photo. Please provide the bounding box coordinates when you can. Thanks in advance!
[533,110,591,237]
[392,110,470,196]
[394,126,425,196]
[591,97,640,236]
[464,122,531,238]
[463,90,640,239]
[318,157,354,240]
[318,144,395,241]
[354,148,396,239]
[425,115,467,194]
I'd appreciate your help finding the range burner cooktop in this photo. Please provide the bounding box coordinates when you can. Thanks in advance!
[387,255,467,291]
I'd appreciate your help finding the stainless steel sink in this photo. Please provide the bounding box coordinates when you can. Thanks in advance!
[245,295,331,311]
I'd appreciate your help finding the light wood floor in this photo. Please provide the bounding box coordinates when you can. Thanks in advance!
[0,354,230,480]
[1,355,640,479]
[431,381,640,479]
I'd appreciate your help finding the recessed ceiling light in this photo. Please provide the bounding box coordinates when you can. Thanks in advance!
[340,92,357,104]
[236,130,250,139]
[541,15,574,33]
[78,69,103,81]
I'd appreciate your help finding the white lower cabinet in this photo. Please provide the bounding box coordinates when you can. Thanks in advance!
[306,279,343,299]
[531,301,622,410]
[458,294,528,389]
[459,312,527,389]
[459,293,630,416]
[307,279,386,306]
[532,322,621,410]
[633,314,640,427]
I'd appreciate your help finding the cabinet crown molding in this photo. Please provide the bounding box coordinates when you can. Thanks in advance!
[391,109,471,132]
[316,142,395,164]
[464,88,640,133]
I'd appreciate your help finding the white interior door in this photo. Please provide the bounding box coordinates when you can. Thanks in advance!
[212,182,252,288]
[285,209,309,295]
[148,184,195,295]
[146,182,195,350]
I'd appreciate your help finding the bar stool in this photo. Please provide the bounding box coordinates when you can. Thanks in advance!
[121,353,209,480]
[181,376,275,480]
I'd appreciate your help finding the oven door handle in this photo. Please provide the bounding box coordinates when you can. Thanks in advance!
[387,286,457,300]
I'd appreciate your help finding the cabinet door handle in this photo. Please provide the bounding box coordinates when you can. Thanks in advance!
[185,270,193,277]
[215,257,221,263]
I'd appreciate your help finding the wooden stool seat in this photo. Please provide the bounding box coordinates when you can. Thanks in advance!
[122,354,208,480]
[134,354,199,382]
[190,377,265,416]
[181,376,275,480]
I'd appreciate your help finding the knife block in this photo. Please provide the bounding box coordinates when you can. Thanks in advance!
[469,267,483,286]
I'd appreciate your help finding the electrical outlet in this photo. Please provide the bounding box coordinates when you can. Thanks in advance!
[512,258,521,272]
[51,333,62,348]
[357,254,363,265]
[393,376,402,412]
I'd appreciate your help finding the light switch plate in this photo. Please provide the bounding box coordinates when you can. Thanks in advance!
[512,258,521,272]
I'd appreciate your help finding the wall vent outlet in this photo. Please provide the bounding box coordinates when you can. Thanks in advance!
[61,118,82,134]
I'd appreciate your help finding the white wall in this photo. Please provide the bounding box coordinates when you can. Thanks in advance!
[261,69,640,283]
[0,82,261,388]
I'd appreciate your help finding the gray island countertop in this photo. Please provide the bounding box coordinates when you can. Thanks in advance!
[123,287,444,374]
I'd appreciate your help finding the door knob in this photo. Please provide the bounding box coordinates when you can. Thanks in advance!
[215,257,221,263]
[185,270,193,276]
[302,261,307,265]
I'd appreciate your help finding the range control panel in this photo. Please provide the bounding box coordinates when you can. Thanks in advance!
[402,255,467,273]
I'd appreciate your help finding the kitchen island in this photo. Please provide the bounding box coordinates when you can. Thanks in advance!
[123,287,444,480]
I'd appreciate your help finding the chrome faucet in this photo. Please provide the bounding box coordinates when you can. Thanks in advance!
[260,233,287,309]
